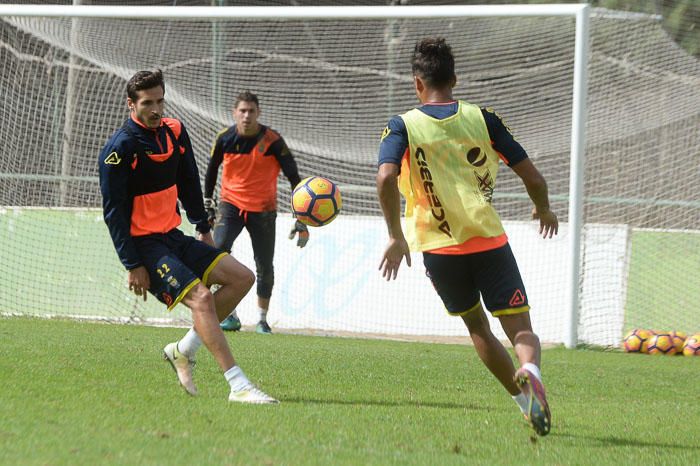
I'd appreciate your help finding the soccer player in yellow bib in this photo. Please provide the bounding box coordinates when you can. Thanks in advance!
[377,38,558,436]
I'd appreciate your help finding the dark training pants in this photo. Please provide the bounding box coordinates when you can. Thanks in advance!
[213,201,276,299]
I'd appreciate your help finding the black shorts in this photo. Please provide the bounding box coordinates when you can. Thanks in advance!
[133,229,227,310]
[423,243,530,317]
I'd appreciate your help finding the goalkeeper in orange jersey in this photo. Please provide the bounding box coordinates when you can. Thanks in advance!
[99,70,277,404]
[203,91,307,335]
[376,38,557,436]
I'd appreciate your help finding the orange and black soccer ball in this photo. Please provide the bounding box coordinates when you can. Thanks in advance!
[291,176,342,227]
[622,329,653,353]
[646,333,677,355]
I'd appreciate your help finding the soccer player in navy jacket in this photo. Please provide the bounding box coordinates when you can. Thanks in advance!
[99,70,276,404]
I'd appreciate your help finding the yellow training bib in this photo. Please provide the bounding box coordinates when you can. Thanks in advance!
[399,101,505,251]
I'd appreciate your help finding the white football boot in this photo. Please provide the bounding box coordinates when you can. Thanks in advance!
[162,342,197,396]
[228,385,279,404]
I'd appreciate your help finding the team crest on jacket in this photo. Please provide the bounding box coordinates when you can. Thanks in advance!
[380,127,391,141]
[104,151,121,165]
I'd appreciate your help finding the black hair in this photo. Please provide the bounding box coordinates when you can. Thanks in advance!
[411,37,455,88]
[126,69,165,101]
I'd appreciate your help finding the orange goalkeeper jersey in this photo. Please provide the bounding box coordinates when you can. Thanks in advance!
[204,124,301,212]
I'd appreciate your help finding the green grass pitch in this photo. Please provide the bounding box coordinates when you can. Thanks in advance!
[2,317,699,465]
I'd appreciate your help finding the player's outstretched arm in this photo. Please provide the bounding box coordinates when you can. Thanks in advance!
[511,159,558,238]
[376,162,411,280]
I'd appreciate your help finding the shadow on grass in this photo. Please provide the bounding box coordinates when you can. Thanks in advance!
[553,432,699,451]
[281,396,492,411]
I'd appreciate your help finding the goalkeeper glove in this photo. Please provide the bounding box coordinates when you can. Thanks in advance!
[203,197,217,226]
[288,220,309,248]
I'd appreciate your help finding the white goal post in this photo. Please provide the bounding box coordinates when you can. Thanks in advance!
[0,4,593,347]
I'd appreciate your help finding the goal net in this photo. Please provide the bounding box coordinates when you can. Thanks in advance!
[0,4,698,346]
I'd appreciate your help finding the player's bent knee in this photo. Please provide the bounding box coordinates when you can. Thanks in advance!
[209,255,255,289]
[513,329,539,345]
[238,264,255,290]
